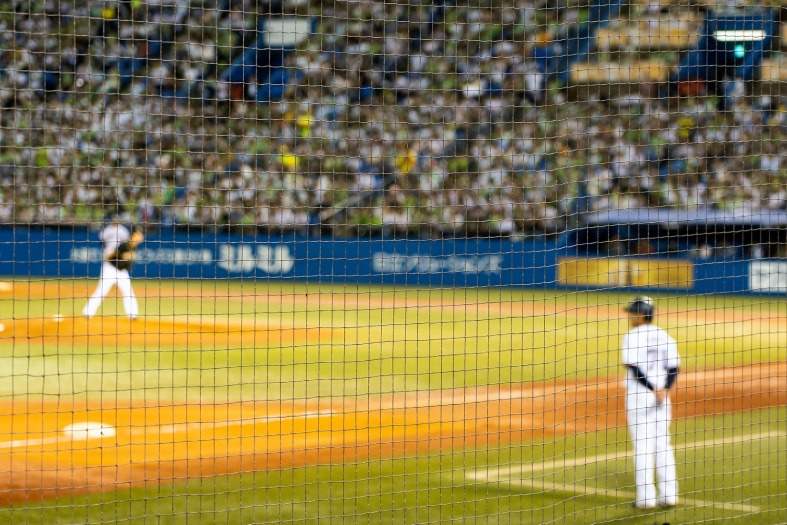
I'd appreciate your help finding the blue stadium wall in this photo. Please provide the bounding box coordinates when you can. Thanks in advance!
[0,227,784,295]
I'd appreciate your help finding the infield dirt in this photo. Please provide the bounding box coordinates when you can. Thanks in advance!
[1,281,784,506]
[0,315,333,348]
[0,362,784,505]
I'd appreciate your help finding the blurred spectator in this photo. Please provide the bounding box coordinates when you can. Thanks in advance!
[0,0,783,239]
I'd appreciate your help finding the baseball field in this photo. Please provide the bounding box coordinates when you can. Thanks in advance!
[0,279,785,524]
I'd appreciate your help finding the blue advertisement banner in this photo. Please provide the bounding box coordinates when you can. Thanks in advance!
[0,227,553,288]
[0,226,782,295]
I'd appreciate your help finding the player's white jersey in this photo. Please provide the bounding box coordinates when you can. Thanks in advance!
[99,224,130,257]
[621,324,680,393]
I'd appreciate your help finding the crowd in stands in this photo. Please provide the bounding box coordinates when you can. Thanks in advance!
[0,0,784,238]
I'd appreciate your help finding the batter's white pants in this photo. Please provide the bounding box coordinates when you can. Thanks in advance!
[82,262,139,318]
[627,394,678,507]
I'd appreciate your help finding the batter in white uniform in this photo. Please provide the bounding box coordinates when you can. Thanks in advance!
[622,296,680,509]
[82,218,143,319]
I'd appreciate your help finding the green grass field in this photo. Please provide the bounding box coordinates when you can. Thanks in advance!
[0,280,785,524]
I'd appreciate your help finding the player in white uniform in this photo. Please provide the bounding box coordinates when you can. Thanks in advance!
[622,296,680,509]
[82,218,143,319]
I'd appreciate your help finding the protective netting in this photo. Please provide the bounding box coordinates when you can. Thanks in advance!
[0,0,785,523]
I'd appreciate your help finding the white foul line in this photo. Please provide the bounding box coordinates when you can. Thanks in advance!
[465,430,786,514]
[0,436,64,450]
[478,478,760,513]
[154,410,334,434]
[469,430,786,480]
[0,410,334,450]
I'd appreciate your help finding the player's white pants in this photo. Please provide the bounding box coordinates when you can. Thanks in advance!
[82,262,138,318]
[627,393,678,507]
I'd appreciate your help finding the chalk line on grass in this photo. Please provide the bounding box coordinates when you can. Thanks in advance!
[475,477,761,513]
[469,430,787,481]
[464,430,786,513]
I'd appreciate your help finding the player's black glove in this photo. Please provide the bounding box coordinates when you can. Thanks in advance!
[108,242,135,271]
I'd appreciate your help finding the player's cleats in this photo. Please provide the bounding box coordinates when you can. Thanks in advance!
[658,497,678,508]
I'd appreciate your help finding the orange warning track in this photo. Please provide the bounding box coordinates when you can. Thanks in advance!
[1,362,784,505]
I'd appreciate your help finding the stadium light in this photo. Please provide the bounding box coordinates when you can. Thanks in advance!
[712,29,766,42]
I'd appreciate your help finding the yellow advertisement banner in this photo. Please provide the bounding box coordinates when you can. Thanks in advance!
[558,257,693,289]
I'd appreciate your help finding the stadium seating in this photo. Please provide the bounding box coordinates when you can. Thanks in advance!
[0,1,783,235]
[762,57,787,82]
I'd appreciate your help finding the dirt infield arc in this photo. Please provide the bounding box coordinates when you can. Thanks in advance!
[5,280,787,328]
[0,316,334,348]
[0,362,784,505]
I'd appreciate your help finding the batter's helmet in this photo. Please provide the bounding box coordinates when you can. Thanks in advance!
[624,296,655,320]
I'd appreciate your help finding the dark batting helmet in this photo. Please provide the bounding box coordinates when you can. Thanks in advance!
[624,296,655,321]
